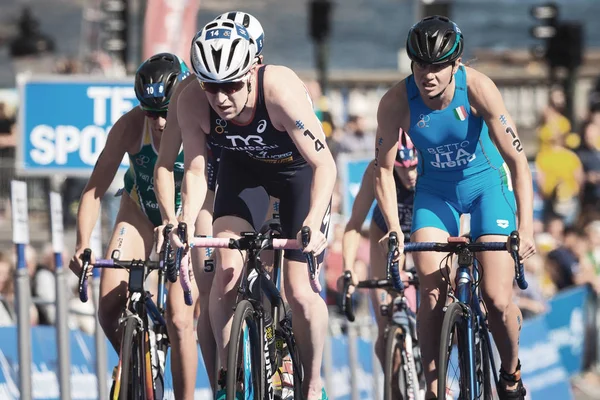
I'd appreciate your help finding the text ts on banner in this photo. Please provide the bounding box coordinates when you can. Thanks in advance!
[18,75,137,176]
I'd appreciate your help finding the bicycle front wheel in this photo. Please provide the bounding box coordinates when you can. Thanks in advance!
[119,316,147,400]
[438,302,471,400]
[227,300,262,400]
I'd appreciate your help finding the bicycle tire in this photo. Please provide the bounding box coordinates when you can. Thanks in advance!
[438,302,470,400]
[477,327,494,400]
[227,300,263,400]
[119,317,146,400]
[384,325,408,400]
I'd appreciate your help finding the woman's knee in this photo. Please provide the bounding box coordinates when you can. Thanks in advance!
[214,249,243,290]
[285,281,322,317]
[482,290,512,317]
[98,294,125,331]
[167,303,195,334]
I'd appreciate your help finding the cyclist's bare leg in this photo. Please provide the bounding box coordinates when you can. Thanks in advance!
[477,234,522,390]
[165,191,217,398]
[368,222,390,368]
[411,227,450,398]
[284,258,328,400]
[193,189,217,390]
[210,216,253,373]
[166,269,199,399]
[99,192,154,352]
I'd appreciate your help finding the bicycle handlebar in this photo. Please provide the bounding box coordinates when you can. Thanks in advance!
[341,271,355,322]
[173,223,320,306]
[341,271,420,323]
[399,230,528,290]
[387,232,404,291]
[78,250,161,303]
[78,223,174,303]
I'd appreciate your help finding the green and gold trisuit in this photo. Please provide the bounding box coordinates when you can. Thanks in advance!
[123,118,184,227]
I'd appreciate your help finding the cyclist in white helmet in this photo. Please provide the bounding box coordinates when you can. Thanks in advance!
[153,11,275,398]
[171,19,335,400]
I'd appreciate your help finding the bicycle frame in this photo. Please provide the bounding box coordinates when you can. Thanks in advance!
[79,249,170,400]
[401,231,528,400]
[452,248,490,398]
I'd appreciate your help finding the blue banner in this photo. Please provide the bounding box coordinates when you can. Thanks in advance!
[338,155,375,227]
[519,315,573,399]
[356,336,375,399]
[0,326,213,399]
[328,335,351,400]
[544,285,589,377]
[19,76,137,176]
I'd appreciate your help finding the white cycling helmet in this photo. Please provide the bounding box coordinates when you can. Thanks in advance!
[214,11,265,55]
[190,20,256,83]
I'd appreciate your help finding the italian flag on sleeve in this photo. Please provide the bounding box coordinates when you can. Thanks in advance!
[454,106,467,121]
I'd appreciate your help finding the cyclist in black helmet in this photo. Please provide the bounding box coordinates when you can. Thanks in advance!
[68,52,191,396]
[374,16,534,400]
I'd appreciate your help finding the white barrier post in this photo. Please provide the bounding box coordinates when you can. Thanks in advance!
[90,216,108,399]
[11,180,32,399]
[50,191,71,400]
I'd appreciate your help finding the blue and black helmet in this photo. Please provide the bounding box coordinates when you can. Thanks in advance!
[134,53,191,111]
[406,16,463,65]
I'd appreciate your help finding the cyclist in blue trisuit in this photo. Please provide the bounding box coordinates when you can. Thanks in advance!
[373,16,536,400]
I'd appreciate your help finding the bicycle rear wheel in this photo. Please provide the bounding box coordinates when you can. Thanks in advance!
[276,319,303,400]
[438,302,470,400]
[383,324,423,400]
[119,316,147,400]
[227,300,263,400]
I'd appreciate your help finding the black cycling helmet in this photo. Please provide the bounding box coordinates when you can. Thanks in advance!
[406,15,463,65]
[134,53,190,111]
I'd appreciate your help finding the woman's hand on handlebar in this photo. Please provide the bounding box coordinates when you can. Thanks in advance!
[297,224,327,256]
[69,247,95,277]
[379,229,404,263]
[170,220,193,251]
[155,221,178,253]
[337,269,358,295]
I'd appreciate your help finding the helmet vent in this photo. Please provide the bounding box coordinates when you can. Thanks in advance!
[242,14,250,28]
[225,39,240,69]
[197,42,211,73]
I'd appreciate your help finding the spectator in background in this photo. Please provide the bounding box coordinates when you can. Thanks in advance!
[304,79,336,141]
[332,114,374,156]
[0,102,16,220]
[34,244,71,325]
[538,85,571,152]
[545,213,565,244]
[0,252,16,325]
[535,127,584,226]
[5,246,39,326]
[584,220,600,275]
[545,227,596,292]
[576,105,600,215]
[54,57,81,74]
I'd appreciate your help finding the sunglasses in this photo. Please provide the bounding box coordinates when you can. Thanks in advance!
[143,109,167,119]
[200,80,246,95]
